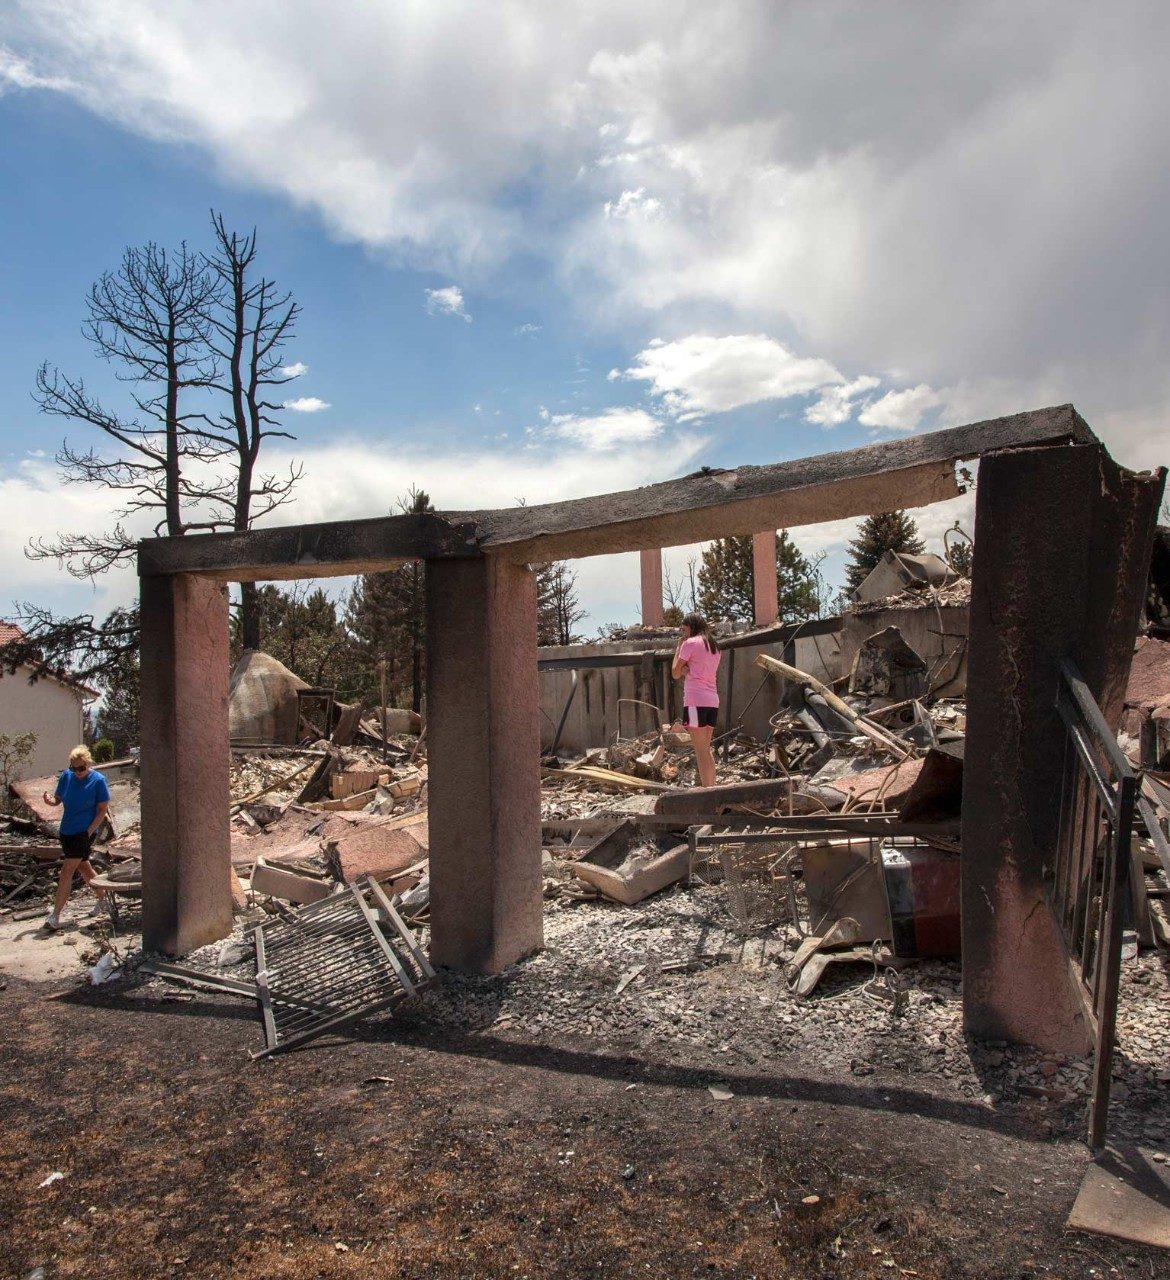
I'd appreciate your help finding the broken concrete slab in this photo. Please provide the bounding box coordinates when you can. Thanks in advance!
[325,811,430,884]
[808,757,926,812]
[654,777,840,819]
[250,857,332,905]
[573,818,689,905]
[1067,1144,1170,1249]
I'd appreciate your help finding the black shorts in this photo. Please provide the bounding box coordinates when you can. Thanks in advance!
[59,830,94,861]
[683,706,718,729]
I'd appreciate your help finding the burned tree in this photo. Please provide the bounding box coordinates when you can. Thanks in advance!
[14,221,308,684]
[200,213,303,650]
[29,241,225,574]
[13,242,229,682]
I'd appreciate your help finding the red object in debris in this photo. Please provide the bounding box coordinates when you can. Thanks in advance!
[881,844,961,958]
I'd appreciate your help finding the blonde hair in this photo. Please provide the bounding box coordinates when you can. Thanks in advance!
[69,745,94,766]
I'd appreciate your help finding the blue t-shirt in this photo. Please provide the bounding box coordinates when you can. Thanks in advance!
[55,768,111,837]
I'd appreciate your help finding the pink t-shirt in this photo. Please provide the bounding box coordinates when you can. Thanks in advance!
[678,635,721,708]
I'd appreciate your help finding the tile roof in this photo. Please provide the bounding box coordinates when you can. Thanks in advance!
[0,621,98,698]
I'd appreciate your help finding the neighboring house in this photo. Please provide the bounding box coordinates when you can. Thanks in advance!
[0,622,97,780]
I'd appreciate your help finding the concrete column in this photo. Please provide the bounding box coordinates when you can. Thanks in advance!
[961,443,1164,1052]
[640,548,664,627]
[425,556,543,972]
[752,530,778,626]
[140,573,232,955]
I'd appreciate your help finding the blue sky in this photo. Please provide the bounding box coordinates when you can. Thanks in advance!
[1,3,1167,632]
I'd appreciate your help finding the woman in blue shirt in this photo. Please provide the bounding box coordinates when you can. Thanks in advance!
[41,744,111,931]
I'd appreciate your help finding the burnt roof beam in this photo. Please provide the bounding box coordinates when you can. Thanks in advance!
[137,404,1094,582]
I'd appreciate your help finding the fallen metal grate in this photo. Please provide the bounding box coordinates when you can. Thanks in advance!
[252,876,435,1058]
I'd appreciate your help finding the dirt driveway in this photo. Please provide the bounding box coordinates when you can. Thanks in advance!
[1,970,1161,1280]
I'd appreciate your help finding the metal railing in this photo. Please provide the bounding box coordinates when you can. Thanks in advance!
[1050,657,1136,1153]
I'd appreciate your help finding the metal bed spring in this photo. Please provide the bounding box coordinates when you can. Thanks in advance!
[252,878,435,1058]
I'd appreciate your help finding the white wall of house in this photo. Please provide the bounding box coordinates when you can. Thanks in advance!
[0,667,87,780]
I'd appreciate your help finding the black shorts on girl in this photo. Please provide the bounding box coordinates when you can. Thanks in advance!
[683,706,718,729]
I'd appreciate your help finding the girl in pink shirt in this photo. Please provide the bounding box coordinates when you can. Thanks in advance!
[671,612,721,787]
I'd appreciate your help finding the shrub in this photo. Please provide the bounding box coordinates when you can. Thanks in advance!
[0,731,37,813]
[91,738,116,764]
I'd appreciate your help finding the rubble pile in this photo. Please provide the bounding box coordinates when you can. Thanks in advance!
[851,576,973,615]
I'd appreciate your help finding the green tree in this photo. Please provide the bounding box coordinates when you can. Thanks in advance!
[843,511,925,595]
[93,606,141,755]
[696,531,820,623]
[0,732,37,812]
[536,562,586,646]
[246,584,353,694]
[344,488,431,711]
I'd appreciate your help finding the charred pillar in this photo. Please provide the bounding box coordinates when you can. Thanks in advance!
[425,555,543,972]
[640,548,664,627]
[962,442,1165,1051]
[139,573,233,955]
[752,530,779,626]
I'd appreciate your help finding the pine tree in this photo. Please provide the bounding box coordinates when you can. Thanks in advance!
[843,511,926,594]
[696,531,820,623]
[344,488,431,710]
[536,562,586,646]
[93,606,141,754]
[244,584,352,693]
[345,562,425,709]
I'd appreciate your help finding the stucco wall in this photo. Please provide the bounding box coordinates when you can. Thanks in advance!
[0,667,86,779]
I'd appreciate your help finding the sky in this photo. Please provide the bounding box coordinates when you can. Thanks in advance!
[1,1,1167,633]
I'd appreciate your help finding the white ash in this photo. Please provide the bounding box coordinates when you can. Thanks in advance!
[405,883,1170,1149]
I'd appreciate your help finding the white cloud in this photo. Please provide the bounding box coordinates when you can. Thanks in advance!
[621,334,844,419]
[514,323,542,335]
[5,4,1169,468]
[280,361,308,378]
[604,188,661,220]
[282,396,330,413]
[0,45,72,93]
[425,285,471,322]
[0,427,709,635]
[545,406,665,451]
[805,375,881,428]
[857,384,942,431]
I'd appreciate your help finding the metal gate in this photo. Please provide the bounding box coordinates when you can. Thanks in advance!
[1049,657,1135,1152]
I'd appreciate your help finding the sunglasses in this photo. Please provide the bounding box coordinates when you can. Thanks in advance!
[70,764,89,773]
